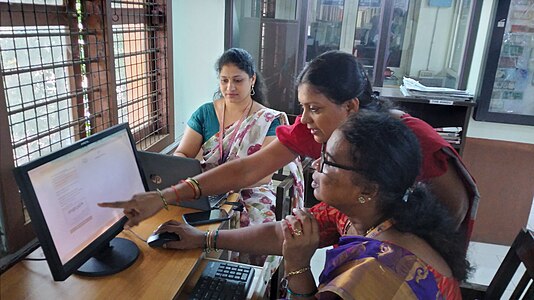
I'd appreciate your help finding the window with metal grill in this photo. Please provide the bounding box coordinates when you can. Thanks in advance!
[0,0,173,261]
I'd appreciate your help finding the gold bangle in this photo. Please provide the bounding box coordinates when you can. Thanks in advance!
[186,179,201,199]
[285,266,310,278]
[181,179,198,199]
[183,179,199,199]
[156,188,169,211]
[188,177,202,198]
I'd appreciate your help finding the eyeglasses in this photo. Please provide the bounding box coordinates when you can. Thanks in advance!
[319,143,361,173]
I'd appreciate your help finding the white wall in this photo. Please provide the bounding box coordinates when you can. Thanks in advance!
[409,2,455,77]
[465,0,534,144]
[172,1,225,139]
[169,1,533,145]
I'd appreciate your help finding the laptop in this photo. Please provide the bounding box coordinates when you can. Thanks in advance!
[136,151,227,211]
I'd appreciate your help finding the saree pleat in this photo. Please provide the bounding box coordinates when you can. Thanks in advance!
[201,108,304,228]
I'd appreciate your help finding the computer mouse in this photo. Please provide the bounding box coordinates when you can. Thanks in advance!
[147,231,181,248]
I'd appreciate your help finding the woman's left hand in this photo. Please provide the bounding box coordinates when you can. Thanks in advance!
[281,208,319,270]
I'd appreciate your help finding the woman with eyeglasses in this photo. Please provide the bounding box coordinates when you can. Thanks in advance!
[279,111,468,299]
[100,50,473,253]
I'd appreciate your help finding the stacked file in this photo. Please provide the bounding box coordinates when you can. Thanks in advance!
[400,77,474,101]
[435,126,462,144]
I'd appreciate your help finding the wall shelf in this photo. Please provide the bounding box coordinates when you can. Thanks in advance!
[375,87,476,155]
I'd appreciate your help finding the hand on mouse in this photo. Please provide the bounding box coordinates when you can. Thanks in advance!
[154,220,204,250]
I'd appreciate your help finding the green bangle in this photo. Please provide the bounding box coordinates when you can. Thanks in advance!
[286,286,317,298]
[156,188,169,211]
[213,229,219,251]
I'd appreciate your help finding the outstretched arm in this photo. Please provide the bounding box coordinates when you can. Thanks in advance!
[167,138,297,203]
[155,219,285,255]
[99,139,297,227]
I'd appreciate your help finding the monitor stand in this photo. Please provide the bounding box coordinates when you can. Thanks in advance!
[76,237,139,277]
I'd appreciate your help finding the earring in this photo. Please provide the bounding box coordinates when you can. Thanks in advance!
[250,85,255,96]
[357,196,372,204]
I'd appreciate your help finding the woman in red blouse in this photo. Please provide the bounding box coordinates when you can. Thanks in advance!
[100,51,474,252]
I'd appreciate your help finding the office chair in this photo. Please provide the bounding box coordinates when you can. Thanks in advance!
[302,161,319,208]
[461,228,534,299]
[272,171,295,221]
[266,159,306,300]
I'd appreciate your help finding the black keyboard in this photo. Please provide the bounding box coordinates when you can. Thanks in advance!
[189,260,254,300]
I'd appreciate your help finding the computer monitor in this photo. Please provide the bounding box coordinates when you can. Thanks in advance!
[14,123,146,281]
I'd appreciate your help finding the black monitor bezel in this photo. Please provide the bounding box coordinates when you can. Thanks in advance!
[13,123,148,281]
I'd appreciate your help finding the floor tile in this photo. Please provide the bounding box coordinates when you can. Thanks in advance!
[467,264,499,286]
[466,241,509,286]
[468,241,509,257]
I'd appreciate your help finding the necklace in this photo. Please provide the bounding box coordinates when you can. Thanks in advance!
[343,218,394,239]
[365,219,394,239]
[218,100,253,164]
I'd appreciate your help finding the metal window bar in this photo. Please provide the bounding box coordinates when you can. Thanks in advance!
[111,0,169,150]
[0,0,169,244]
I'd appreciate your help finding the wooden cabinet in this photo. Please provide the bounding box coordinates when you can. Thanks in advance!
[375,87,476,155]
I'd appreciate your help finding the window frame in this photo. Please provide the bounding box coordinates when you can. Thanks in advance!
[0,0,174,269]
[473,0,534,126]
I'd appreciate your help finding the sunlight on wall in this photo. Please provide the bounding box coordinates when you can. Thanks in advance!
[172,1,225,141]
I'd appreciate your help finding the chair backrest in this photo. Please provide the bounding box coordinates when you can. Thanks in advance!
[272,171,295,221]
[301,158,319,208]
[485,228,534,299]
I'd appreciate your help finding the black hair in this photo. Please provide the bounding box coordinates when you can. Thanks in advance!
[296,50,389,112]
[338,111,470,281]
[214,48,267,105]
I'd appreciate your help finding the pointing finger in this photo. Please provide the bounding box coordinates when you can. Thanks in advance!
[98,201,130,208]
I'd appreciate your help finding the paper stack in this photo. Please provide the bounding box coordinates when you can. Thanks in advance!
[400,77,474,101]
[435,126,462,145]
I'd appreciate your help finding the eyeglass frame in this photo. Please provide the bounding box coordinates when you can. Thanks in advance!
[319,143,361,173]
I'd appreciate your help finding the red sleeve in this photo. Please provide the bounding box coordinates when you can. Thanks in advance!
[276,115,322,159]
[401,114,460,180]
[310,202,349,248]
[430,267,462,300]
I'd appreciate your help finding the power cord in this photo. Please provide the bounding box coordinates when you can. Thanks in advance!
[124,227,147,243]
[23,257,46,261]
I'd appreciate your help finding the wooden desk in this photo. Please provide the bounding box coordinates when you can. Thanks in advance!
[0,205,225,300]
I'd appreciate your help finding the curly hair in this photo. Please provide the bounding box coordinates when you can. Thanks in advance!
[338,111,470,281]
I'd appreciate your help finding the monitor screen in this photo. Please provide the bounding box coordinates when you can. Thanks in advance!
[14,123,146,281]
